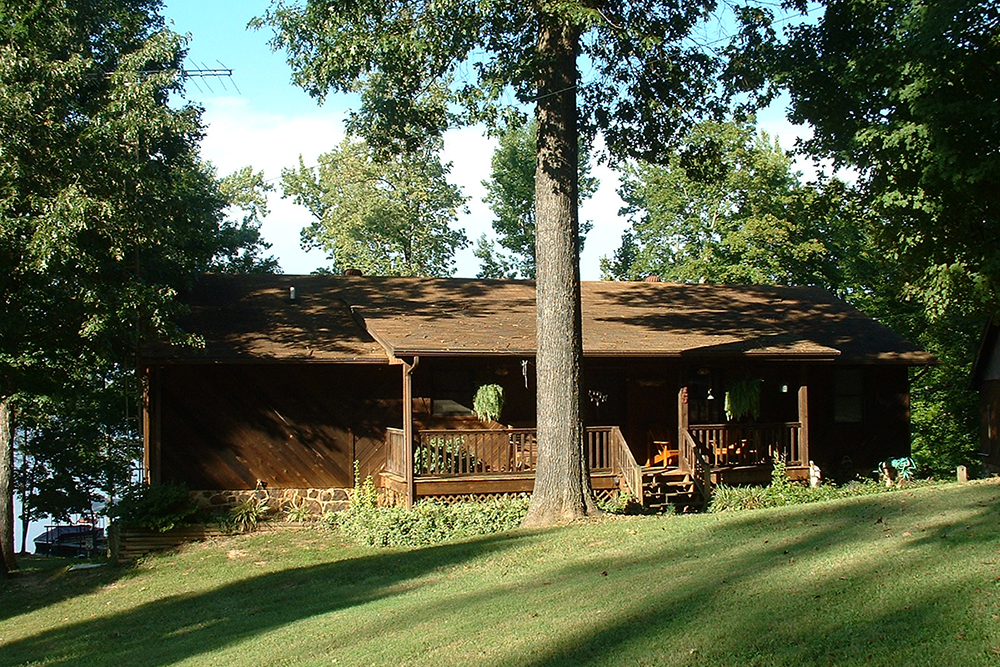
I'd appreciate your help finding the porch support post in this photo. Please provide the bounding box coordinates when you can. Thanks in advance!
[677,385,689,471]
[402,357,419,509]
[798,373,810,467]
[142,366,161,485]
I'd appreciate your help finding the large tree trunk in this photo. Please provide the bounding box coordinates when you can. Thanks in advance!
[523,13,599,527]
[1,395,17,575]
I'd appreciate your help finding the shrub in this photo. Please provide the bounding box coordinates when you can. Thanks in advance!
[283,500,315,523]
[106,483,199,532]
[227,494,271,533]
[597,491,638,515]
[329,496,530,548]
[349,460,378,509]
[707,461,926,514]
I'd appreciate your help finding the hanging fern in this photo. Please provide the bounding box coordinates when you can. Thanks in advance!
[473,384,505,423]
[725,378,763,421]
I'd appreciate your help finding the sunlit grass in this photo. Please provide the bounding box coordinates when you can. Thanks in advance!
[2,479,999,667]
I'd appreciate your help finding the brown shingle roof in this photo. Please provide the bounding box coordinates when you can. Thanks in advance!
[144,274,935,364]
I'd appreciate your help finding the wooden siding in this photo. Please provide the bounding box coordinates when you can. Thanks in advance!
[154,363,399,489]
[806,364,911,476]
[981,380,1000,474]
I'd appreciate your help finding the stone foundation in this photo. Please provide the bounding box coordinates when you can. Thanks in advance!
[190,488,351,517]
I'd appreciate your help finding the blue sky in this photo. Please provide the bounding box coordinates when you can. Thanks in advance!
[160,1,815,280]
[16,2,816,551]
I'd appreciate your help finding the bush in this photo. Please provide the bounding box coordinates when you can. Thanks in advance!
[328,496,530,548]
[226,494,271,533]
[106,483,199,532]
[707,461,923,514]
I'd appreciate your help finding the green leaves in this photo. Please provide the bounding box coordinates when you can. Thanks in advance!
[283,135,468,276]
[610,120,859,289]
[476,119,597,279]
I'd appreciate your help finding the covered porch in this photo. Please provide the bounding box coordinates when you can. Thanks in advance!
[380,420,809,510]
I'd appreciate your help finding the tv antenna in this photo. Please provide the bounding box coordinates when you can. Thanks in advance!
[182,61,241,95]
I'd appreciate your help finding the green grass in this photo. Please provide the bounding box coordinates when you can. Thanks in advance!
[2,479,999,667]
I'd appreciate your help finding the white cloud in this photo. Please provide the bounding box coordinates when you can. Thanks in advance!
[199,97,345,274]
[196,96,834,280]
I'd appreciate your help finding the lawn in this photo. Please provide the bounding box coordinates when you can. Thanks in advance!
[1,479,998,667]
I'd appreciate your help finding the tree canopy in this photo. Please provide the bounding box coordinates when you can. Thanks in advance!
[606,120,867,292]
[260,0,768,524]
[0,0,275,574]
[282,135,468,277]
[775,0,1000,311]
[767,0,999,475]
[475,119,598,280]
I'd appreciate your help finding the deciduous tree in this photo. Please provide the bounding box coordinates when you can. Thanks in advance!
[606,120,866,292]
[771,0,999,474]
[0,0,274,575]
[260,0,768,524]
[282,135,469,276]
[475,119,598,279]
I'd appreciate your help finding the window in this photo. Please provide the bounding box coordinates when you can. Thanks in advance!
[834,369,864,423]
[432,370,475,416]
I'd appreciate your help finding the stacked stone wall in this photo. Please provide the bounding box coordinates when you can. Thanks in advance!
[190,488,351,517]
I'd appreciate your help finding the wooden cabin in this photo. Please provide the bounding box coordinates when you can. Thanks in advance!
[141,274,934,511]
[972,319,1000,475]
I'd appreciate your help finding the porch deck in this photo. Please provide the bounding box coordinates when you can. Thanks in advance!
[381,422,808,509]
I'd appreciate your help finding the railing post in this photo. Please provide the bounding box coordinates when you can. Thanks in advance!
[798,381,809,467]
[402,357,419,508]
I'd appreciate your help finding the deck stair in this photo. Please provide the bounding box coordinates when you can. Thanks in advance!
[641,467,702,512]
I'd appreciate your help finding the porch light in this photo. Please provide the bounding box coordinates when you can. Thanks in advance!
[707,388,715,400]
[781,384,789,393]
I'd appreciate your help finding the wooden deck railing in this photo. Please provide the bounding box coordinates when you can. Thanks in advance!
[385,428,407,478]
[608,426,643,501]
[686,422,804,468]
[682,429,713,507]
[384,426,640,494]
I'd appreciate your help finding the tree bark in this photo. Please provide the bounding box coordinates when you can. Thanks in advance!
[522,13,599,527]
[1,395,17,575]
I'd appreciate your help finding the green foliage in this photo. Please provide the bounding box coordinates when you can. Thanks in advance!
[606,120,864,289]
[724,377,763,422]
[256,2,768,162]
[413,437,482,475]
[707,457,931,513]
[282,135,468,277]
[12,374,140,556]
[769,0,999,475]
[0,0,276,571]
[472,384,504,423]
[349,460,378,509]
[227,495,271,534]
[106,483,199,532]
[775,0,1000,307]
[328,496,530,548]
[282,500,314,523]
[596,492,638,515]
[475,119,598,279]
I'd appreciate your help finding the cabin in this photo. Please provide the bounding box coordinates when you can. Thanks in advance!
[140,274,934,511]
[971,319,1000,475]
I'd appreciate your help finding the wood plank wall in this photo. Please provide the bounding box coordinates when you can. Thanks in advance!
[155,363,399,489]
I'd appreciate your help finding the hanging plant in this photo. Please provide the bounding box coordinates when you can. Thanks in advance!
[473,384,505,423]
[724,378,763,421]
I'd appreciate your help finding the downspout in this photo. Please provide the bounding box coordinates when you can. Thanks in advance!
[402,356,420,509]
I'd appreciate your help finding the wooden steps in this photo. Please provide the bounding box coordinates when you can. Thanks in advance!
[640,467,702,512]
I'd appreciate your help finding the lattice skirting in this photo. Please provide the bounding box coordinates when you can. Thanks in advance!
[414,489,619,505]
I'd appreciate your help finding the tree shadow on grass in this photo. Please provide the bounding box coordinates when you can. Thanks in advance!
[0,556,135,624]
[514,484,1000,666]
[2,483,998,667]
[0,529,548,667]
